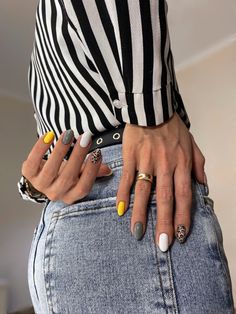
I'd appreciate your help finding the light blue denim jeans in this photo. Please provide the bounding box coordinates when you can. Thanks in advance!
[28,143,234,313]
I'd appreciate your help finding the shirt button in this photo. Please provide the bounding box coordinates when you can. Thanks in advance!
[113,99,126,109]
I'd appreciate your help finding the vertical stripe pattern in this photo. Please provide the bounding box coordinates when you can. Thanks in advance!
[28,0,191,147]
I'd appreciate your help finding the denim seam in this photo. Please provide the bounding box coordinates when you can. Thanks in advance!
[55,195,118,214]
[196,180,234,309]
[195,180,213,215]
[142,198,177,312]
[149,207,167,311]
[44,212,59,314]
[211,213,233,310]
[56,204,117,219]
[32,220,46,305]
[166,252,179,314]
[208,215,235,310]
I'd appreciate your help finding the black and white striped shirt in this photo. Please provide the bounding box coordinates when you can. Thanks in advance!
[18,0,191,202]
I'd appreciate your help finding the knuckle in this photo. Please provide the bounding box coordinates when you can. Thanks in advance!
[47,191,59,201]
[135,180,150,192]
[61,196,75,205]
[181,154,192,167]
[121,168,134,185]
[33,180,44,192]
[77,186,89,199]
[175,183,191,198]
[175,211,190,222]
[157,186,173,202]
[158,217,173,227]
[21,160,33,178]
[57,175,77,189]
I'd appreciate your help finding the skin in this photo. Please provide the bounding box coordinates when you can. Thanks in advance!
[22,112,206,247]
[116,112,206,247]
[21,131,112,205]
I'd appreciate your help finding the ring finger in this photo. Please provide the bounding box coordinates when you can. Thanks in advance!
[131,160,153,241]
[61,149,102,204]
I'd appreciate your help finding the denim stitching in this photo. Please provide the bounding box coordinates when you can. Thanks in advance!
[195,179,234,309]
[31,200,50,312]
[44,212,59,314]
[194,179,212,215]
[208,214,235,310]
[149,208,167,311]
[166,252,179,314]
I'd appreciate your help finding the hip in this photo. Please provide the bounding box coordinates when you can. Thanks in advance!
[28,143,234,313]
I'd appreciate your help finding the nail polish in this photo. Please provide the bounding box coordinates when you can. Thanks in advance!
[117,201,125,216]
[62,129,74,145]
[102,168,113,177]
[158,233,169,252]
[80,131,92,147]
[90,149,102,164]
[133,222,143,240]
[175,225,187,243]
[43,131,55,144]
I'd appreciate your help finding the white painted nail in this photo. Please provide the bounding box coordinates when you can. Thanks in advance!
[80,131,92,147]
[158,233,169,252]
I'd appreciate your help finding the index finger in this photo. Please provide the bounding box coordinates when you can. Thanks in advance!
[22,131,55,178]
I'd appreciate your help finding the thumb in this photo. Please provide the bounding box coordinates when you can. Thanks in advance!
[97,163,113,177]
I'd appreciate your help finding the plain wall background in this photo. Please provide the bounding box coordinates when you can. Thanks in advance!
[0,0,235,311]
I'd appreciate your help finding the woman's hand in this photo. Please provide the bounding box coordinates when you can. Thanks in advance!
[21,130,112,205]
[116,112,206,251]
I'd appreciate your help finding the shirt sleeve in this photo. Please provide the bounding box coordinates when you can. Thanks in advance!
[17,175,48,204]
[63,0,191,129]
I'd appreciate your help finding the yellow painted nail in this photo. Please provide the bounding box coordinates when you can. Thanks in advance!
[117,201,125,216]
[43,131,55,144]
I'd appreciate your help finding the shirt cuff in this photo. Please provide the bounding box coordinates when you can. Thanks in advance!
[112,82,191,129]
[17,176,48,204]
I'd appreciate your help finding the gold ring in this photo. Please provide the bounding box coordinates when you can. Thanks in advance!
[136,172,153,184]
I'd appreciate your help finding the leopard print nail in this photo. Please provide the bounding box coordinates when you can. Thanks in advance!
[90,148,102,164]
[176,224,187,243]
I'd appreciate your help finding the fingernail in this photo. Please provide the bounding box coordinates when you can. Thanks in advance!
[158,233,169,252]
[175,224,187,243]
[117,201,125,216]
[62,129,74,145]
[80,131,92,147]
[133,221,143,241]
[43,131,55,144]
[103,168,113,177]
[90,149,102,164]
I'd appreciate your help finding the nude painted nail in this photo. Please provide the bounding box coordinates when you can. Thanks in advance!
[158,233,169,252]
[62,129,74,145]
[80,131,92,147]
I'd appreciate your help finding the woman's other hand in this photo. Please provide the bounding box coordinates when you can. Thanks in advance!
[116,112,206,251]
[21,130,112,205]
